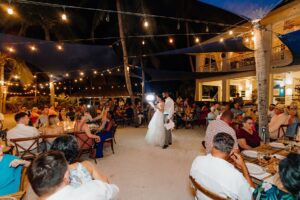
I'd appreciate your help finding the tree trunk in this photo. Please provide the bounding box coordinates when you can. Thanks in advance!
[116,0,137,125]
[253,22,272,143]
[0,55,4,113]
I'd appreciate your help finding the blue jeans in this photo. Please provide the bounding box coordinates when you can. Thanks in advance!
[95,131,113,158]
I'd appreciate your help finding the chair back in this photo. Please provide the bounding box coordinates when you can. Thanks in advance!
[73,132,94,150]
[40,134,63,152]
[9,136,40,160]
[189,176,230,200]
[285,122,300,139]
[0,129,8,146]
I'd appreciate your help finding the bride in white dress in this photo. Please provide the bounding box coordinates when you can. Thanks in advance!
[145,95,165,147]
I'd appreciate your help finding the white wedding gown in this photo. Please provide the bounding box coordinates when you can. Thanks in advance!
[145,103,165,147]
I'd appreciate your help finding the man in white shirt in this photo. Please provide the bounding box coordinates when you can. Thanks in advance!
[204,110,238,154]
[268,104,288,139]
[7,112,39,149]
[28,151,119,200]
[190,132,254,200]
[162,91,174,149]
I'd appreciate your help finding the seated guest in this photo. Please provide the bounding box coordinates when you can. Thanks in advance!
[207,106,217,123]
[28,151,119,200]
[7,112,39,150]
[231,103,244,118]
[84,111,93,123]
[236,117,260,150]
[268,104,288,139]
[253,153,300,200]
[74,113,100,142]
[268,104,276,119]
[30,107,40,126]
[51,135,109,187]
[285,105,299,138]
[0,145,30,196]
[204,111,238,154]
[233,93,244,106]
[58,108,68,122]
[40,115,64,144]
[37,107,49,128]
[190,132,254,200]
[66,107,76,121]
[95,111,115,158]
[48,106,58,116]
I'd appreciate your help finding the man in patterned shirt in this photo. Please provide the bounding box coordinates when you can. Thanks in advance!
[204,110,238,154]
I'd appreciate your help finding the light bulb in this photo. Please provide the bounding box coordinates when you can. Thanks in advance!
[30,45,37,51]
[80,72,84,76]
[93,70,97,74]
[229,30,233,35]
[142,40,145,45]
[219,38,224,42]
[61,13,67,21]
[251,31,254,35]
[143,20,149,28]
[57,44,63,51]
[245,37,249,42]
[65,73,69,77]
[7,6,14,15]
[205,25,209,33]
[169,38,174,44]
[7,47,15,53]
[195,37,200,43]
[105,13,110,22]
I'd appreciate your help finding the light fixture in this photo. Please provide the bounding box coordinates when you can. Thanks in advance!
[50,74,53,78]
[229,30,233,35]
[65,73,69,77]
[168,38,174,44]
[117,68,120,72]
[56,44,63,51]
[195,37,200,43]
[7,6,14,15]
[29,45,37,52]
[205,24,209,33]
[93,70,97,74]
[7,47,15,53]
[126,66,130,71]
[219,38,224,42]
[13,75,19,79]
[79,71,84,76]
[105,13,110,22]
[142,40,145,45]
[74,79,78,82]
[33,75,37,79]
[251,36,255,41]
[143,19,149,28]
[101,73,104,76]
[251,31,254,35]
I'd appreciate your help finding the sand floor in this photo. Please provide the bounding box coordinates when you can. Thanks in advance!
[3,115,206,200]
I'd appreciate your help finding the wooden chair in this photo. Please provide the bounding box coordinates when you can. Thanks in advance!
[9,137,40,160]
[189,176,230,200]
[278,123,300,140]
[40,134,63,152]
[104,125,118,154]
[0,129,14,155]
[1,168,28,200]
[72,132,97,164]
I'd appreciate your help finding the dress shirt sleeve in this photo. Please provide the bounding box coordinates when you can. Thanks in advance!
[237,177,253,200]
[167,99,174,120]
[204,123,213,154]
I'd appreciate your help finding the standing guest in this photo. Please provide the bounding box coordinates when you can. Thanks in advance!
[28,151,119,200]
[253,153,300,200]
[7,112,39,150]
[204,110,238,154]
[214,103,221,116]
[66,107,76,121]
[74,114,100,142]
[268,104,276,119]
[233,93,244,106]
[0,145,30,196]
[191,132,254,200]
[269,104,288,139]
[48,106,58,116]
[37,107,49,128]
[95,112,115,158]
[58,108,68,122]
[236,116,260,150]
[30,107,40,126]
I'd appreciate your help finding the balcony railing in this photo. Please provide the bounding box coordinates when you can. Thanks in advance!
[198,44,293,72]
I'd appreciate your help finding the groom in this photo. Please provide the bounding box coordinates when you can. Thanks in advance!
[162,91,174,149]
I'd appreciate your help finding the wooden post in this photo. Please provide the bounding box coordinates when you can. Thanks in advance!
[49,78,55,106]
[0,59,4,113]
[253,22,272,143]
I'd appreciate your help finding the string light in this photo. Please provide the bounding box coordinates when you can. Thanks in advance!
[168,38,174,44]
[7,47,15,53]
[7,6,14,15]
[50,74,53,78]
[33,75,37,79]
[195,37,200,43]
[251,31,254,35]
[245,37,249,42]
[101,73,104,76]
[74,79,78,82]
[65,73,69,77]
[251,36,255,41]
[105,13,110,22]
[29,45,37,51]
[205,24,209,33]
[79,71,84,76]
[143,19,149,28]
[219,38,224,42]
[177,20,180,30]
[93,70,97,74]
[229,30,233,35]
[142,40,145,45]
[56,44,63,51]
[79,78,83,81]
[13,75,19,79]
[117,68,120,72]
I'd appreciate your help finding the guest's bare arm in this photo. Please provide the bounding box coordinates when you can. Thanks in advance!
[82,161,109,183]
